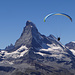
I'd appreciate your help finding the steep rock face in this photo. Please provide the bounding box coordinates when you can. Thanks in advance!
[15,21,42,49]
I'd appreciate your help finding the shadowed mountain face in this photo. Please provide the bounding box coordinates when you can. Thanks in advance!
[0,21,75,75]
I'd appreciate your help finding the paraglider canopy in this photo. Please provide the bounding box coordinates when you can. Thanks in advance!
[44,13,72,22]
[44,13,72,41]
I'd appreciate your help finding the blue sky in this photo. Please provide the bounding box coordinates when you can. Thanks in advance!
[0,0,75,49]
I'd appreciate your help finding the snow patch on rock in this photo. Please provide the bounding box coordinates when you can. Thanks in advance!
[0,45,28,59]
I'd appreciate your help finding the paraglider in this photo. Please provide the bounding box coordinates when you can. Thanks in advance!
[57,37,60,41]
[44,13,72,22]
[44,13,72,41]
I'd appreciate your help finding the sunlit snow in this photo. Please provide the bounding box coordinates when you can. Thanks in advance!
[35,43,68,59]
[70,49,75,55]
[0,45,28,59]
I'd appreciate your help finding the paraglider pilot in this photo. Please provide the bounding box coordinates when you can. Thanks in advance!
[57,37,60,41]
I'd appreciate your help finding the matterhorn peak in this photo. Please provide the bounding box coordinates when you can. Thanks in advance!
[15,21,41,49]
[25,20,38,34]
[26,20,37,28]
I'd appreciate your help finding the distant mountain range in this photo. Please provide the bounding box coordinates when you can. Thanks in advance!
[0,20,75,75]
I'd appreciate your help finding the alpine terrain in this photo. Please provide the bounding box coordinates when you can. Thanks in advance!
[0,20,75,75]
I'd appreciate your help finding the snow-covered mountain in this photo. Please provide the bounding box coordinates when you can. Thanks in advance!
[0,21,75,75]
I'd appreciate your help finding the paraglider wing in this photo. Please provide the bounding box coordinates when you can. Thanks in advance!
[44,13,54,22]
[44,13,72,22]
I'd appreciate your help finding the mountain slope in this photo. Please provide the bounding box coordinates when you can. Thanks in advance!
[0,21,75,75]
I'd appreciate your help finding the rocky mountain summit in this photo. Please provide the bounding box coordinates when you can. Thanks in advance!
[0,21,75,75]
